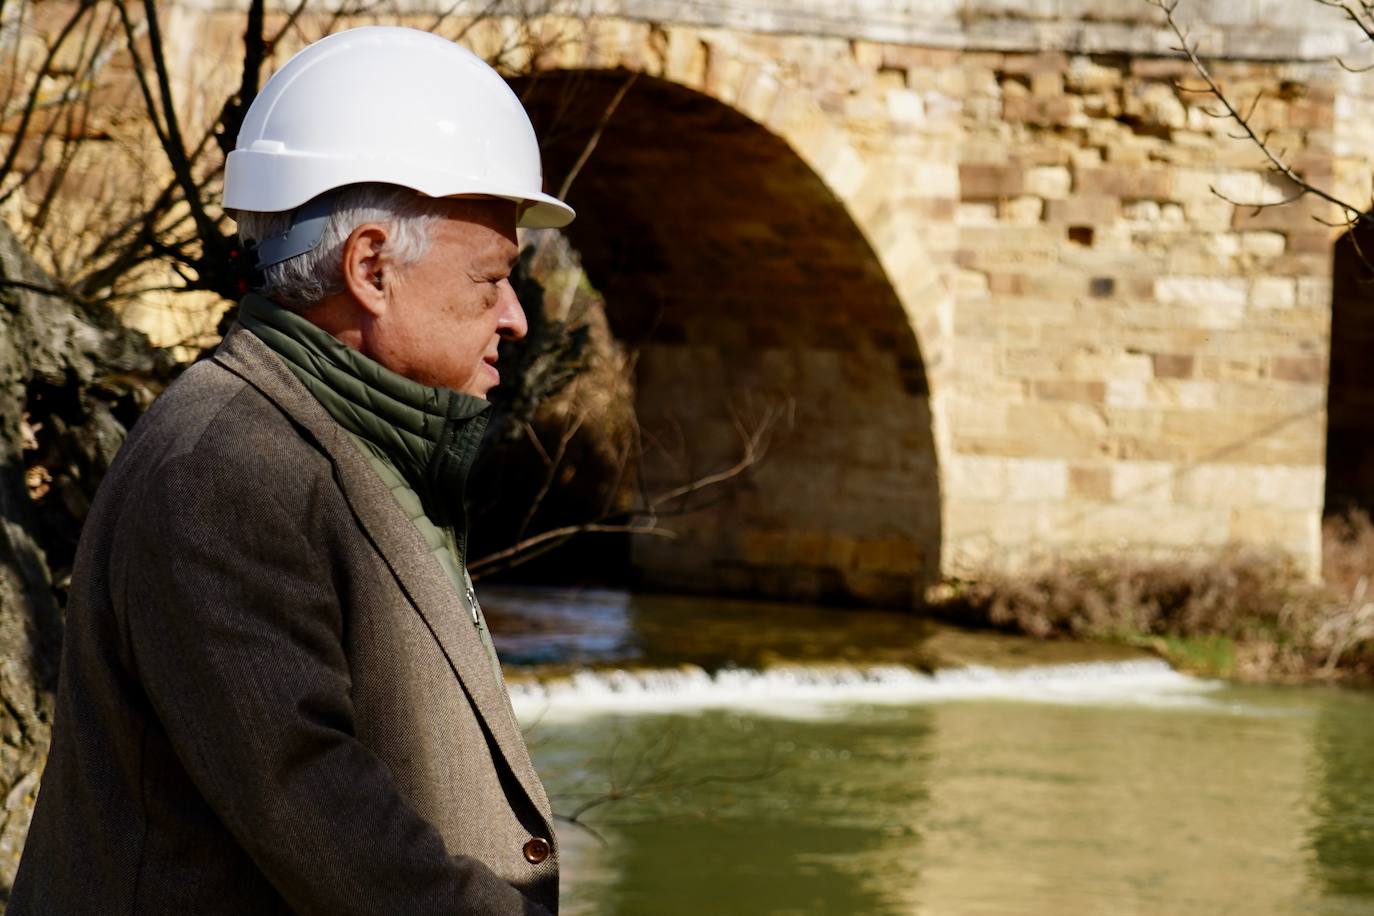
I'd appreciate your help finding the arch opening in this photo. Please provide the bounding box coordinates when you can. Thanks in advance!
[489,69,941,608]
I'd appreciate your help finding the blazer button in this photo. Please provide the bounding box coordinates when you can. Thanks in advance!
[522,836,552,864]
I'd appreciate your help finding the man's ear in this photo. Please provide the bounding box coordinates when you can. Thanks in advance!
[340,223,390,317]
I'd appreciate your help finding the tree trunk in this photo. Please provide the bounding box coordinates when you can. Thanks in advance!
[0,223,164,894]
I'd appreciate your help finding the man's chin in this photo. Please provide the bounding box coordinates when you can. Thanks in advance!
[453,380,494,401]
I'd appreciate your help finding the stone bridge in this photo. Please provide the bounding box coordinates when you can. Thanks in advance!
[161,1,1374,603]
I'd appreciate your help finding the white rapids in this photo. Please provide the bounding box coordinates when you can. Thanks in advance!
[507,659,1233,722]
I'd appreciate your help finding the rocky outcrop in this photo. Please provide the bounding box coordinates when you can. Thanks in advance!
[0,222,165,896]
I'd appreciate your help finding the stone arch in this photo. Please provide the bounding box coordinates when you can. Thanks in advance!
[512,69,941,607]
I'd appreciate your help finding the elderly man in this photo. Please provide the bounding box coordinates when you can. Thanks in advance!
[11,27,572,915]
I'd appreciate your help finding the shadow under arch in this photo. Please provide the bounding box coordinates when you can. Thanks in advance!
[1326,226,1374,521]
[511,69,941,608]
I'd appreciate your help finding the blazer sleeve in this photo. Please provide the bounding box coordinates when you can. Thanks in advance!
[117,439,551,916]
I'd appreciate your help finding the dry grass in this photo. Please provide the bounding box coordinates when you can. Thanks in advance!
[930,512,1374,684]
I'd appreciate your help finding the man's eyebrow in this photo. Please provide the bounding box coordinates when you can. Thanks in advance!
[479,254,518,275]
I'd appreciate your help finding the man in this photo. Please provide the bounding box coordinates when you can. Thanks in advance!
[11,27,573,914]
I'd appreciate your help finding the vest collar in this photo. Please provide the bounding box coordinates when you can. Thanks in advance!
[237,294,489,544]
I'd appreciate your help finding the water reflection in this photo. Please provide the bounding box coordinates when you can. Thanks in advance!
[905,699,1319,915]
[536,710,933,916]
[1309,690,1374,908]
[494,589,1374,914]
[528,688,1374,915]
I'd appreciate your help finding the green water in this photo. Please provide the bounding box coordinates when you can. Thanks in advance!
[484,588,1374,915]
[527,687,1374,915]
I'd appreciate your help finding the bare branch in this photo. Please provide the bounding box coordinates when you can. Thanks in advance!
[516,413,585,541]
[1314,0,1374,47]
[648,402,786,510]
[1147,0,1367,225]
[0,1,94,200]
[1206,183,1306,213]
[450,0,505,41]
[468,521,674,577]
[556,70,638,200]
[134,0,222,253]
[471,396,789,578]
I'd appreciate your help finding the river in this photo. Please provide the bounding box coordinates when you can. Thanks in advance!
[483,587,1374,916]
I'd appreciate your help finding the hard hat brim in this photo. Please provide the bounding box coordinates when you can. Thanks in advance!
[511,191,575,229]
[225,147,574,229]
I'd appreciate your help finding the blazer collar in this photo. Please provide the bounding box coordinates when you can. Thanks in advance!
[211,322,553,824]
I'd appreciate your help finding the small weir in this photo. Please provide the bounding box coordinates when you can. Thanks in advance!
[508,659,1222,721]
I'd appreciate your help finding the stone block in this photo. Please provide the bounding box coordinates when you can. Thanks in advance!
[1069,465,1112,502]
[1228,508,1321,576]
[882,46,961,72]
[976,406,1108,460]
[1284,230,1331,256]
[1075,166,1171,198]
[1130,58,1195,79]
[1025,165,1072,199]
[1033,380,1107,403]
[851,40,884,71]
[886,88,927,127]
[1152,353,1195,379]
[906,161,961,197]
[1003,93,1085,127]
[956,269,991,298]
[1271,355,1325,384]
[1124,82,1187,129]
[956,202,1000,225]
[1058,504,1232,551]
[1065,350,1154,381]
[1297,277,1331,308]
[1043,196,1119,225]
[987,272,1028,296]
[1065,57,1126,94]
[1003,195,1045,224]
[1111,461,1176,506]
[1155,276,1248,310]
[1160,408,1324,466]
[1176,461,1324,513]
[1122,199,1161,222]
[1251,277,1297,309]
[1205,0,1259,26]
[1241,231,1287,258]
[947,455,1008,500]
[997,50,1067,74]
[1006,458,1069,502]
[959,162,1025,198]
[1031,71,1063,97]
[1105,379,1148,408]
[1183,197,1237,231]
[1147,380,1219,409]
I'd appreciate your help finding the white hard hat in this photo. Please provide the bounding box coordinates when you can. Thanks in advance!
[222,26,573,230]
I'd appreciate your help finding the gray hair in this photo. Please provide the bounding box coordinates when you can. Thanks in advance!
[234,183,448,310]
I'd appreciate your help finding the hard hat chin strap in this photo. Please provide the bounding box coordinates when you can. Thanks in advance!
[252,193,335,270]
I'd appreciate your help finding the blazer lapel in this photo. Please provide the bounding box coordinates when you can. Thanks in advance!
[212,323,553,823]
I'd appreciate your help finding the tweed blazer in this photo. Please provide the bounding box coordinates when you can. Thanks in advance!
[10,324,557,914]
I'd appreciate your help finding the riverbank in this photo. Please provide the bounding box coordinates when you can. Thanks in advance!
[927,512,1374,687]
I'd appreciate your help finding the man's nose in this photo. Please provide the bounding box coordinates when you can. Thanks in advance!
[497,282,528,341]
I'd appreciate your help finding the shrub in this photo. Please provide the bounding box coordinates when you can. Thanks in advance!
[931,514,1374,683]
